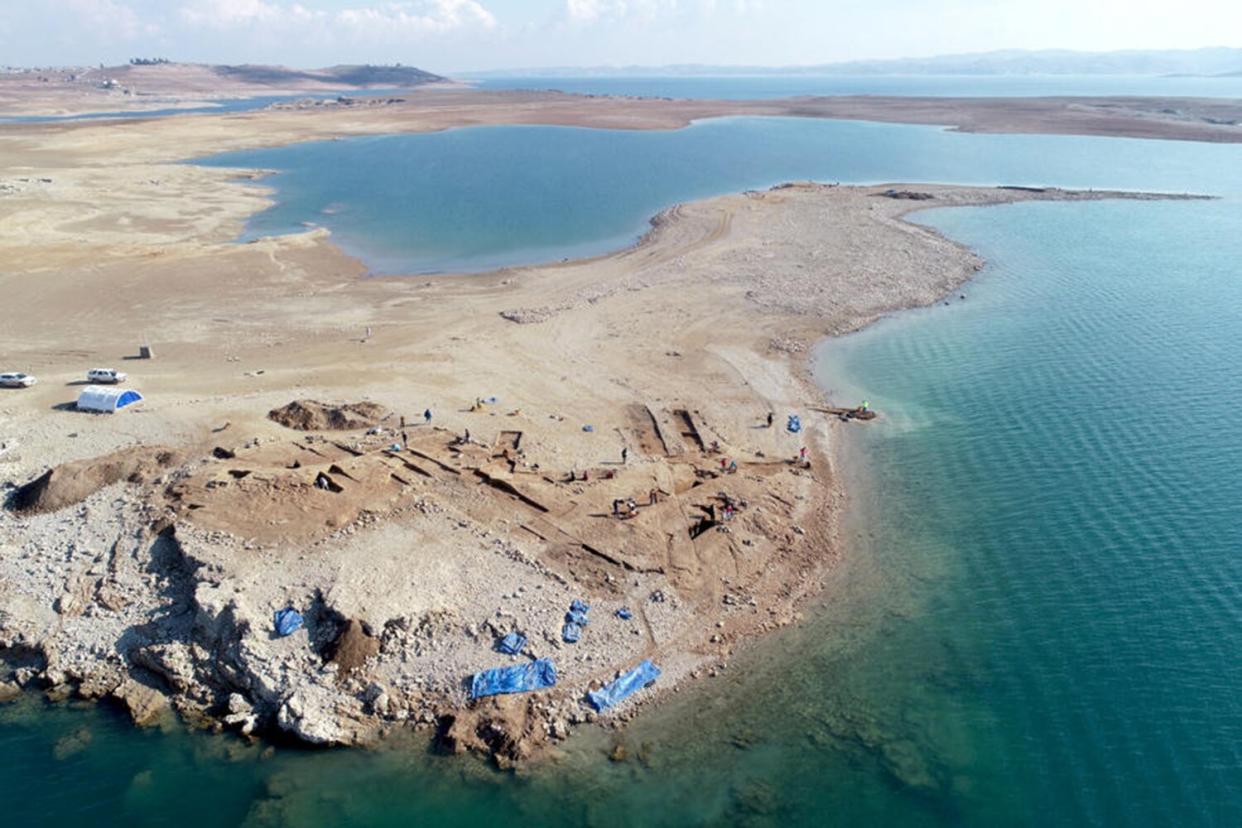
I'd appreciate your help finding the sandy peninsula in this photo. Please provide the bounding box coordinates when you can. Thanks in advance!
[0,90,1210,763]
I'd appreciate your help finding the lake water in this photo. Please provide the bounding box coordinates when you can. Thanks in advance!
[8,109,1242,825]
[198,117,1242,275]
[471,73,1242,100]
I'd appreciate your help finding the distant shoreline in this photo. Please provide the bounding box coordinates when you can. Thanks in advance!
[3,80,1242,144]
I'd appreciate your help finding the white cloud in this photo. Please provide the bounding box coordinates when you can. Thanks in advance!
[180,0,495,34]
[564,0,757,25]
[337,0,497,34]
[565,0,674,23]
[65,0,160,39]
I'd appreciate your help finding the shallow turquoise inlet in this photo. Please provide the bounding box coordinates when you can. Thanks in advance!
[7,114,1242,826]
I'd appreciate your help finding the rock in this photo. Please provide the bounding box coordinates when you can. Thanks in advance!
[95,581,131,612]
[363,681,390,716]
[223,693,259,736]
[76,666,123,699]
[0,681,20,703]
[276,684,367,745]
[130,643,196,693]
[111,680,171,727]
[227,692,251,715]
[52,727,93,760]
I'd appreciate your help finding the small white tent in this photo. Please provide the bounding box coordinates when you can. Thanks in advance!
[77,385,143,413]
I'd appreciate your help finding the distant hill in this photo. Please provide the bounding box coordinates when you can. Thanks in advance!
[213,63,442,88]
[469,48,1242,78]
[0,61,448,117]
[81,62,445,95]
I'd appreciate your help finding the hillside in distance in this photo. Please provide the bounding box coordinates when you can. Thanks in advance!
[469,47,1242,78]
[0,61,446,115]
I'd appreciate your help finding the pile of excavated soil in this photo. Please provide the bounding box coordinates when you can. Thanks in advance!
[326,619,380,678]
[11,446,182,514]
[267,400,391,432]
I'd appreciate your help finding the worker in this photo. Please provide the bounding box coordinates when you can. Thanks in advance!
[649,488,659,505]
[799,447,808,463]
[861,400,870,412]
[766,411,774,428]
[621,447,629,465]
[423,408,432,424]
[401,430,409,449]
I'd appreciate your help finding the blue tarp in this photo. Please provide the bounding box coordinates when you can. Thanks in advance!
[273,608,304,637]
[615,608,633,620]
[470,658,557,699]
[497,632,526,655]
[787,414,802,434]
[567,599,590,626]
[562,599,591,642]
[116,390,142,409]
[587,659,661,711]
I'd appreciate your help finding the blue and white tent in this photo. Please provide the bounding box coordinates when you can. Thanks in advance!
[77,385,143,413]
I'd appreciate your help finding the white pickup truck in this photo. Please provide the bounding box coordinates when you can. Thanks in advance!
[87,368,127,384]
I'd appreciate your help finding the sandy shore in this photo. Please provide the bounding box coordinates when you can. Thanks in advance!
[0,96,1210,763]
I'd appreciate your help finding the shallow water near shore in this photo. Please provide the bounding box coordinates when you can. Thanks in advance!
[8,120,1242,823]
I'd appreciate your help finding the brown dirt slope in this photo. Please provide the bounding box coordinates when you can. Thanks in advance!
[268,399,391,431]
[11,446,181,513]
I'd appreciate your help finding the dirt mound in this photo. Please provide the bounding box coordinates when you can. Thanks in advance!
[268,400,391,432]
[326,619,379,677]
[11,446,182,514]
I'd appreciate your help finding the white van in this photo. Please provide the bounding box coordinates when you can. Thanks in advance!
[86,368,127,384]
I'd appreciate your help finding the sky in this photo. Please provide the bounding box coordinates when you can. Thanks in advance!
[1,0,1241,73]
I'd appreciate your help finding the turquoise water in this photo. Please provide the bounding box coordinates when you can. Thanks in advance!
[9,118,1242,824]
[471,74,1242,100]
[199,117,1242,274]
[810,198,1242,825]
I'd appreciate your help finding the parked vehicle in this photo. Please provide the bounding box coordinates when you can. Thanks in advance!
[0,372,37,388]
[86,368,127,384]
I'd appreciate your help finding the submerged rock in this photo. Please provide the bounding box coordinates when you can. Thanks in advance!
[112,680,171,727]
